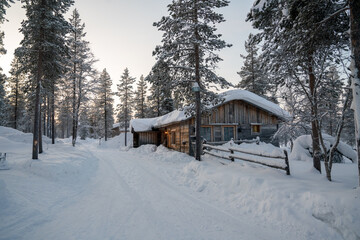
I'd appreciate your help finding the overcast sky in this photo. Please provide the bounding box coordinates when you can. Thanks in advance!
[0,0,254,92]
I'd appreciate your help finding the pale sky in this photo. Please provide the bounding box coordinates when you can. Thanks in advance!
[0,0,254,92]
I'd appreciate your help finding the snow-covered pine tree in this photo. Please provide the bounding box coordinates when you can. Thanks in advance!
[78,103,90,140]
[0,0,14,126]
[318,66,344,136]
[237,33,268,96]
[15,0,73,159]
[66,8,97,147]
[117,68,135,146]
[248,0,349,173]
[0,0,13,55]
[7,57,26,129]
[154,0,232,160]
[134,75,147,119]
[145,59,173,117]
[0,73,9,126]
[97,69,114,141]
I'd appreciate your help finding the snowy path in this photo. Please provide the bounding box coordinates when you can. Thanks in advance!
[8,146,279,240]
[1,129,359,240]
[39,148,275,239]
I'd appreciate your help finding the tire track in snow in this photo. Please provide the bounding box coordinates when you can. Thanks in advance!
[96,149,281,240]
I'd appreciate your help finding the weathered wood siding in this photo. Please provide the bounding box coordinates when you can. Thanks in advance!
[200,100,280,144]
[201,100,278,125]
[133,131,160,147]
[160,120,191,154]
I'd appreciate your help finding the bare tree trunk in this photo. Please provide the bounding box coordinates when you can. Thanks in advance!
[350,0,360,186]
[51,83,55,144]
[194,0,201,161]
[32,71,41,159]
[14,78,18,129]
[309,56,321,173]
[32,1,45,159]
[72,65,76,146]
[39,96,43,154]
[104,88,108,142]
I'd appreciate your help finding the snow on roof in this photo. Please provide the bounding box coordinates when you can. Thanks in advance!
[130,89,291,132]
[220,89,291,120]
[130,109,189,132]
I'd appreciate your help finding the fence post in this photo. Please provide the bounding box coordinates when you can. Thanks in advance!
[284,150,290,175]
[230,149,234,162]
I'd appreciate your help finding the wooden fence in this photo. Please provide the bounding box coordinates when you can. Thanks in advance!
[203,144,290,175]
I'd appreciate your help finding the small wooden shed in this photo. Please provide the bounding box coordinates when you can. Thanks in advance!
[130,89,290,156]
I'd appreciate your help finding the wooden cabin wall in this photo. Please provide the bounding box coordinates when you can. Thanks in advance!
[202,100,277,125]
[200,100,279,144]
[162,120,191,154]
[138,132,160,146]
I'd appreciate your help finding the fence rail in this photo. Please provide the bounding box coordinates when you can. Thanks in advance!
[203,144,290,175]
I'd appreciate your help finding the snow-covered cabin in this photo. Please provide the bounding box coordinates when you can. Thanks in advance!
[111,123,129,137]
[130,89,290,156]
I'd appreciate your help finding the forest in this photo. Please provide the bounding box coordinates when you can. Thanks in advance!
[0,0,359,184]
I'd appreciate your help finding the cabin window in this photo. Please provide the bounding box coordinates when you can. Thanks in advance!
[214,126,222,142]
[171,131,176,145]
[251,124,261,135]
[200,127,211,142]
[224,127,234,141]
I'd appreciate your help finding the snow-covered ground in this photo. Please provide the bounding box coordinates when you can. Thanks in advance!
[0,126,359,240]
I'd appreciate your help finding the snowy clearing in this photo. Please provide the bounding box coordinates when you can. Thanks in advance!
[0,126,359,240]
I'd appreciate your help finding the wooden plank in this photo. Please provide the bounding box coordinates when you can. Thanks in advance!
[229,154,287,171]
[229,147,285,159]
[203,150,231,160]
[203,144,231,152]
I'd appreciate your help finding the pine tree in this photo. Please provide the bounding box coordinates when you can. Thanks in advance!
[248,0,349,173]
[7,57,26,129]
[237,34,268,96]
[134,75,147,119]
[145,60,173,117]
[0,0,14,126]
[0,0,13,55]
[117,68,135,146]
[16,0,73,159]
[318,66,344,136]
[154,0,231,160]
[98,69,114,141]
[0,73,9,126]
[66,8,96,147]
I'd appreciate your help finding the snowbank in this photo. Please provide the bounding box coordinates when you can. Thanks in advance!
[290,135,357,162]
[0,126,98,184]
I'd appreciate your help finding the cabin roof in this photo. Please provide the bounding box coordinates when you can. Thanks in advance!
[130,89,291,132]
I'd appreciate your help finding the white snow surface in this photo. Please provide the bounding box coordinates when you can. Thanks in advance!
[130,89,290,132]
[0,126,359,240]
[290,135,357,163]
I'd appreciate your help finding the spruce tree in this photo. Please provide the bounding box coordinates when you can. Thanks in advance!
[98,69,114,141]
[134,75,147,119]
[145,60,173,117]
[237,34,268,96]
[154,0,231,160]
[16,0,73,159]
[117,68,135,146]
[248,0,349,172]
[7,57,26,129]
[0,0,13,55]
[66,8,96,146]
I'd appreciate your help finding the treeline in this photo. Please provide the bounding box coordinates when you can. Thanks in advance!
[0,1,184,157]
